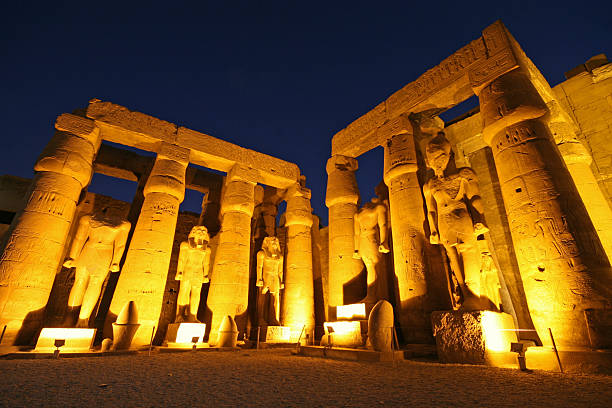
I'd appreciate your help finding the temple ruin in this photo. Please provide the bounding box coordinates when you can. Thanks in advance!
[0,21,611,372]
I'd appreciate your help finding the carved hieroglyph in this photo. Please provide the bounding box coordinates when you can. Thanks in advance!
[423,133,500,311]
[477,67,612,347]
[205,165,257,343]
[63,212,130,327]
[106,142,189,346]
[175,226,211,323]
[353,197,390,304]
[256,236,284,326]
[281,183,315,341]
[325,155,361,314]
[0,114,101,345]
[382,117,430,343]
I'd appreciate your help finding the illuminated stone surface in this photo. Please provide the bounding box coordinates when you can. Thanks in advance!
[353,196,390,305]
[367,300,394,352]
[0,114,100,345]
[325,155,361,316]
[175,226,211,323]
[205,165,257,344]
[106,143,189,346]
[281,183,315,341]
[216,315,238,348]
[256,236,284,326]
[432,310,517,365]
[63,213,130,327]
[112,300,140,350]
[35,328,96,352]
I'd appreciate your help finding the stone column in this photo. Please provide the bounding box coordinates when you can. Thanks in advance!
[106,142,189,347]
[205,165,257,343]
[382,119,430,343]
[0,114,100,345]
[557,139,612,265]
[476,67,612,348]
[281,183,315,342]
[325,155,361,317]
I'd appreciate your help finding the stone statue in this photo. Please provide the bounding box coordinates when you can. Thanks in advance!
[175,225,211,323]
[256,236,284,326]
[353,196,390,304]
[423,132,498,311]
[63,211,131,327]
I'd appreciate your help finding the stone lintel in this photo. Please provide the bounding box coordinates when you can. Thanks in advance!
[331,20,519,158]
[86,99,299,188]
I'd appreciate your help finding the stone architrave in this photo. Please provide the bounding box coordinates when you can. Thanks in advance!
[0,114,101,345]
[205,165,258,344]
[382,115,430,343]
[325,155,361,317]
[474,67,612,348]
[281,183,315,341]
[106,142,189,346]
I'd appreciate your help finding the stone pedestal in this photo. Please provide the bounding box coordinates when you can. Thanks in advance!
[0,114,100,345]
[165,322,206,346]
[382,119,430,343]
[320,321,366,348]
[106,143,189,346]
[325,155,361,316]
[258,325,291,343]
[35,328,96,352]
[206,165,257,344]
[432,310,517,365]
[281,183,315,342]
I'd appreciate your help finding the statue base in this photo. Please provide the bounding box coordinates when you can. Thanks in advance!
[35,328,96,352]
[257,326,291,343]
[165,323,207,347]
[320,321,367,348]
[431,310,517,366]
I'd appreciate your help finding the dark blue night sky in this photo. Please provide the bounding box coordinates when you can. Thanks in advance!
[2,0,610,224]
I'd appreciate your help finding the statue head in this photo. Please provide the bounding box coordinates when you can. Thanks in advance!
[262,236,282,258]
[426,132,452,176]
[188,226,209,248]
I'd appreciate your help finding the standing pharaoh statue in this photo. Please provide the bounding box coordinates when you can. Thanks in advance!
[63,211,131,327]
[175,226,211,323]
[256,236,284,326]
[353,197,390,305]
[423,132,500,311]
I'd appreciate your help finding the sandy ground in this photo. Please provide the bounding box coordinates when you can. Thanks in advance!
[1,349,611,407]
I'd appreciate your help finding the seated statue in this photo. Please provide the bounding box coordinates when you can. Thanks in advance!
[256,236,284,326]
[423,132,500,311]
[353,197,390,304]
[63,211,131,327]
[175,226,211,323]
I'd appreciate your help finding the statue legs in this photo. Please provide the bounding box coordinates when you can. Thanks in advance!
[176,280,202,323]
[76,274,106,327]
[444,244,482,311]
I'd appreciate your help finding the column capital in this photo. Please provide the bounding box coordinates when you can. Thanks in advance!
[55,113,101,148]
[143,143,189,201]
[383,132,418,185]
[285,183,313,228]
[326,155,360,208]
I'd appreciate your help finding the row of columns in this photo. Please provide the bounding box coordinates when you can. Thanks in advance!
[0,115,315,346]
[326,66,612,349]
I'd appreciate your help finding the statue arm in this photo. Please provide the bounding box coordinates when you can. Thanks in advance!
[202,248,211,283]
[256,250,264,286]
[63,215,91,267]
[423,182,440,244]
[278,255,284,289]
[176,242,188,281]
[110,221,131,272]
